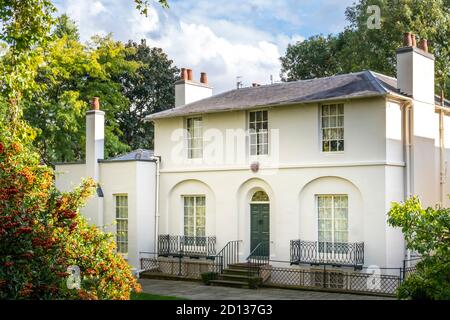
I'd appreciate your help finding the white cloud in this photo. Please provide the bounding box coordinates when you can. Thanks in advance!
[54,0,330,92]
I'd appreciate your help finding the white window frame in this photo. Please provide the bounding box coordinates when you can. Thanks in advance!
[115,194,128,256]
[317,195,348,253]
[186,116,203,159]
[248,109,269,156]
[320,103,344,153]
[183,195,206,237]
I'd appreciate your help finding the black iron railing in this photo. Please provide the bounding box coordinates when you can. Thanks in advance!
[290,240,364,269]
[158,234,216,258]
[247,241,270,276]
[214,240,242,274]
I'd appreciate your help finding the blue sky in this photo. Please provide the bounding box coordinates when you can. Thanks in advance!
[53,0,355,93]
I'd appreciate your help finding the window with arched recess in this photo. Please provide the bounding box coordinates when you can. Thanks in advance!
[251,191,269,202]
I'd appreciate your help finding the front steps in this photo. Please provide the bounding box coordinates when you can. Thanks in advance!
[210,263,262,289]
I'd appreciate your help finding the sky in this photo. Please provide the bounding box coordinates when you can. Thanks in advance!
[53,0,355,93]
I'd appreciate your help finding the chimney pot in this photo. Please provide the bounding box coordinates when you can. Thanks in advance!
[91,97,100,110]
[411,33,417,47]
[403,32,412,47]
[187,69,193,81]
[181,68,188,80]
[418,39,428,53]
[200,72,208,85]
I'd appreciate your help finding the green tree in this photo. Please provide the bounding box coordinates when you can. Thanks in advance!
[280,35,343,81]
[116,39,179,149]
[280,0,450,99]
[388,197,450,300]
[21,28,137,163]
[54,13,79,41]
[0,0,168,299]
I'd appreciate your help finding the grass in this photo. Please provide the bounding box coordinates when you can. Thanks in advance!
[131,292,187,300]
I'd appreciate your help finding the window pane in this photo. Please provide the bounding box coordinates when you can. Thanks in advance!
[322,104,344,152]
[330,116,336,127]
[115,195,128,254]
[187,117,202,159]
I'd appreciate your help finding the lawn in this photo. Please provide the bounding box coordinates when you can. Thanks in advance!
[131,292,187,300]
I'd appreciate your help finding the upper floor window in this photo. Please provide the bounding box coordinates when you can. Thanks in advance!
[186,117,203,159]
[321,104,344,152]
[249,110,268,156]
[115,195,128,255]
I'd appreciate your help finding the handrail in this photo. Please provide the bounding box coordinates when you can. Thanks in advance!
[247,241,270,277]
[246,241,268,260]
[214,240,242,274]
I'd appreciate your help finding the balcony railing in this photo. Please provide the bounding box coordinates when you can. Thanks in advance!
[158,234,216,258]
[290,240,364,269]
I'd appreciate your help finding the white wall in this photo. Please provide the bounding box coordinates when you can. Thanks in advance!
[154,97,406,268]
[175,80,213,107]
[155,97,389,171]
[55,161,156,269]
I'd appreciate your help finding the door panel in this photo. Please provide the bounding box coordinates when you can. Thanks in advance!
[250,203,270,255]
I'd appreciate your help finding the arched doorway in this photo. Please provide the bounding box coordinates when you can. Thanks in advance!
[250,191,270,254]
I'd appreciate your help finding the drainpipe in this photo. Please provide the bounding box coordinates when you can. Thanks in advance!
[150,155,161,254]
[402,99,414,263]
[439,91,446,206]
[403,100,413,199]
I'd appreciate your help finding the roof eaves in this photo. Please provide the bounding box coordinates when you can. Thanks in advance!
[148,92,388,120]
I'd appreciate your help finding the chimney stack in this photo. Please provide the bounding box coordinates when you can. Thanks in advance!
[85,97,105,226]
[91,97,100,110]
[181,68,188,80]
[187,69,193,81]
[175,67,213,107]
[200,72,208,85]
[411,33,417,47]
[403,32,412,47]
[418,39,428,53]
[397,31,435,103]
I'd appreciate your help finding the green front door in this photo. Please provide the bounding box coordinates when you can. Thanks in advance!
[250,203,270,255]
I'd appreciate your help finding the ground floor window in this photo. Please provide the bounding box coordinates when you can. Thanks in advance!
[183,196,205,237]
[115,194,128,255]
[317,195,348,253]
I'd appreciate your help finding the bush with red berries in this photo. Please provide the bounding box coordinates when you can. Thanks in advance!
[0,102,140,299]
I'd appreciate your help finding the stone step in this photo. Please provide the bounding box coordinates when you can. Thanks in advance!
[210,279,249,289]
[219,274,251,281]
[223,268,258,276]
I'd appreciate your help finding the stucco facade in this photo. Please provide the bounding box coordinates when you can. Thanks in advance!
[153,97,413,269]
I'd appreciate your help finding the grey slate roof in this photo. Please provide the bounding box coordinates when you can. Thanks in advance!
[99,149,155,162]
[147,70,449,120]
[147,71,391,120]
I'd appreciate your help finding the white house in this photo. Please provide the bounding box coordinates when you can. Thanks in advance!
[56,33,449,290]
[147,33,450,278]
[54,97,158,269]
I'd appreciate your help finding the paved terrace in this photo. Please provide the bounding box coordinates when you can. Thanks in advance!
[139,279,394,300]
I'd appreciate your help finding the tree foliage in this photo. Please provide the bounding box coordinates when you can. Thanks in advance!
[0,102,141,299]
[15,16,178,163]
[0,0,166,300]
[116,39,178,150]
[388,197,450,300]
[281,0,450,98]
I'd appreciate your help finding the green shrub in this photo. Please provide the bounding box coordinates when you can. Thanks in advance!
[201,272,218,285]
[247,276,261,289]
